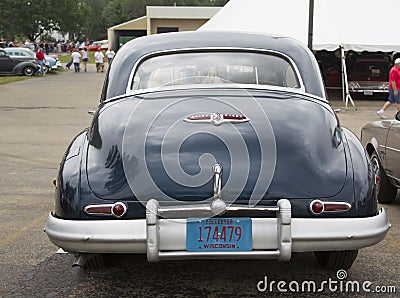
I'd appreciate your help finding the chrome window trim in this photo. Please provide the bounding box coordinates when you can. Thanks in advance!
[125,47,306,95]
[104,84,328,105]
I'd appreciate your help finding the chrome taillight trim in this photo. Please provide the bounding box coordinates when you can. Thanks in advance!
[84,202,127,217]
[309,200,352,215]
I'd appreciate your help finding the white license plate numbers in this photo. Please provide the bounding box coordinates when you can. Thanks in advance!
[364,90,373,96]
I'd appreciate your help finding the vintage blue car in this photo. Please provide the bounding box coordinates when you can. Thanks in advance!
[45,31,390,270]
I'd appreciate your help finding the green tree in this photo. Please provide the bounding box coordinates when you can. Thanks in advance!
[57,0,91,41]
[102,0,129,28]
[84,0,109,40]
[0,0,92,41]
[0,0,230,42]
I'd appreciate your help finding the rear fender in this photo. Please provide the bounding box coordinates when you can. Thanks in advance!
[13,61,39,74]
[54,130,88,219]
[342,128,377,215]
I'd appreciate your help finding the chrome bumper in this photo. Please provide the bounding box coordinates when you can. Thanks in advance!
[45,200,390,262]
[146,199,292,262]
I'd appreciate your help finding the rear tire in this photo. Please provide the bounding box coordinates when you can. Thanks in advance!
[22,66,35,76]
[371,152,397,203]
[314,250,358,270]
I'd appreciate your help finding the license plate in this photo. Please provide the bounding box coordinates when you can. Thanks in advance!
[363,90,373,95]
[186,218,252,252]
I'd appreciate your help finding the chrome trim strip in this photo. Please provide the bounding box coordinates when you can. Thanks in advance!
[380,145,400,153]
[226,206,280,212]
[156,204,281,218]
[104,83,328,105]
[125,47,306,94]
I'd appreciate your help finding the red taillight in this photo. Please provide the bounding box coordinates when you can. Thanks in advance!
[52,179,57,187]
[324,203,351,212]
[84,202,127,217]
[311,200,324,214]
[310,200,351,214]
[375,174,380,185]
[112,203,127,217]
[85,206,112,215]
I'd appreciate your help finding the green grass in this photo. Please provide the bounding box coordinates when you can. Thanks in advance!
[0,68,65,85]
[0,76,32,84]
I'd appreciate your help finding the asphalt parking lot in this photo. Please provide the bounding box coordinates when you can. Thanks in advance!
[0,67,399,297]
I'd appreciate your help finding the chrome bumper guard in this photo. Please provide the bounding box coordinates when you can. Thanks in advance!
[145,199,292,262]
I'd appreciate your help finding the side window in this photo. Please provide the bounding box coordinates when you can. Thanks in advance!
[285,66,298,88]
[0,51,8,57]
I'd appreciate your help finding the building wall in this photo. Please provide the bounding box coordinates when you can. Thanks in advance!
[149,19,209,35]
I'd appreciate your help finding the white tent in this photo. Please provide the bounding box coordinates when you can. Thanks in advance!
[200,0,400,52]
[200,0,400,108]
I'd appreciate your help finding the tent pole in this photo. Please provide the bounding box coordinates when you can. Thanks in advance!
[308,0,314,50]
[340,46,357,110]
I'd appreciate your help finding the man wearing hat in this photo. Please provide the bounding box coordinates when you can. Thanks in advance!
[377,58,400,118]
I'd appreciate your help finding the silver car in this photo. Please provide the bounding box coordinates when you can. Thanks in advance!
[361,112,400,203]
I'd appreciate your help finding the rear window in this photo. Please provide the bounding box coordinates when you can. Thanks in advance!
[131,51,300,90]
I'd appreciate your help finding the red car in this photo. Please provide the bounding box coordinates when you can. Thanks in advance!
[348,56,391,98]
[88,40,108,52]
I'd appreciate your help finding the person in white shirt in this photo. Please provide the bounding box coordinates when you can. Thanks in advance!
[94,48,105,72]
[71,48,81,72]
[81,48,89,72]
[106,48,115,64]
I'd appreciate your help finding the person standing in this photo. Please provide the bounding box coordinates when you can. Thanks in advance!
[106,47,115,64]
[36,48,45,76]
[377,58,400,118]
[94,48,104,72]
[71,48,81,73]
[82,48,88,72]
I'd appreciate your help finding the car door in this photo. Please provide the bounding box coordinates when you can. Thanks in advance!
[0,50,14,72]
[385,120,400,183]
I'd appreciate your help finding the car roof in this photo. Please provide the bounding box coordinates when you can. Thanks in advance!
[4,47,30,51]
[4,47,34,54]
[105,31,325,100]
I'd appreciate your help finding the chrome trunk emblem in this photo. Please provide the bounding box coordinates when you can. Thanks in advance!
[184,113,250,126]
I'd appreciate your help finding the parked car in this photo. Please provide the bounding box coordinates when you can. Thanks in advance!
[45,31,390,270]
[88,40,108,52]
[43,54,62,71]
[4,47,61,73]
[0,48,39,76]
[347,54,391,98]
[361,112,400,203]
